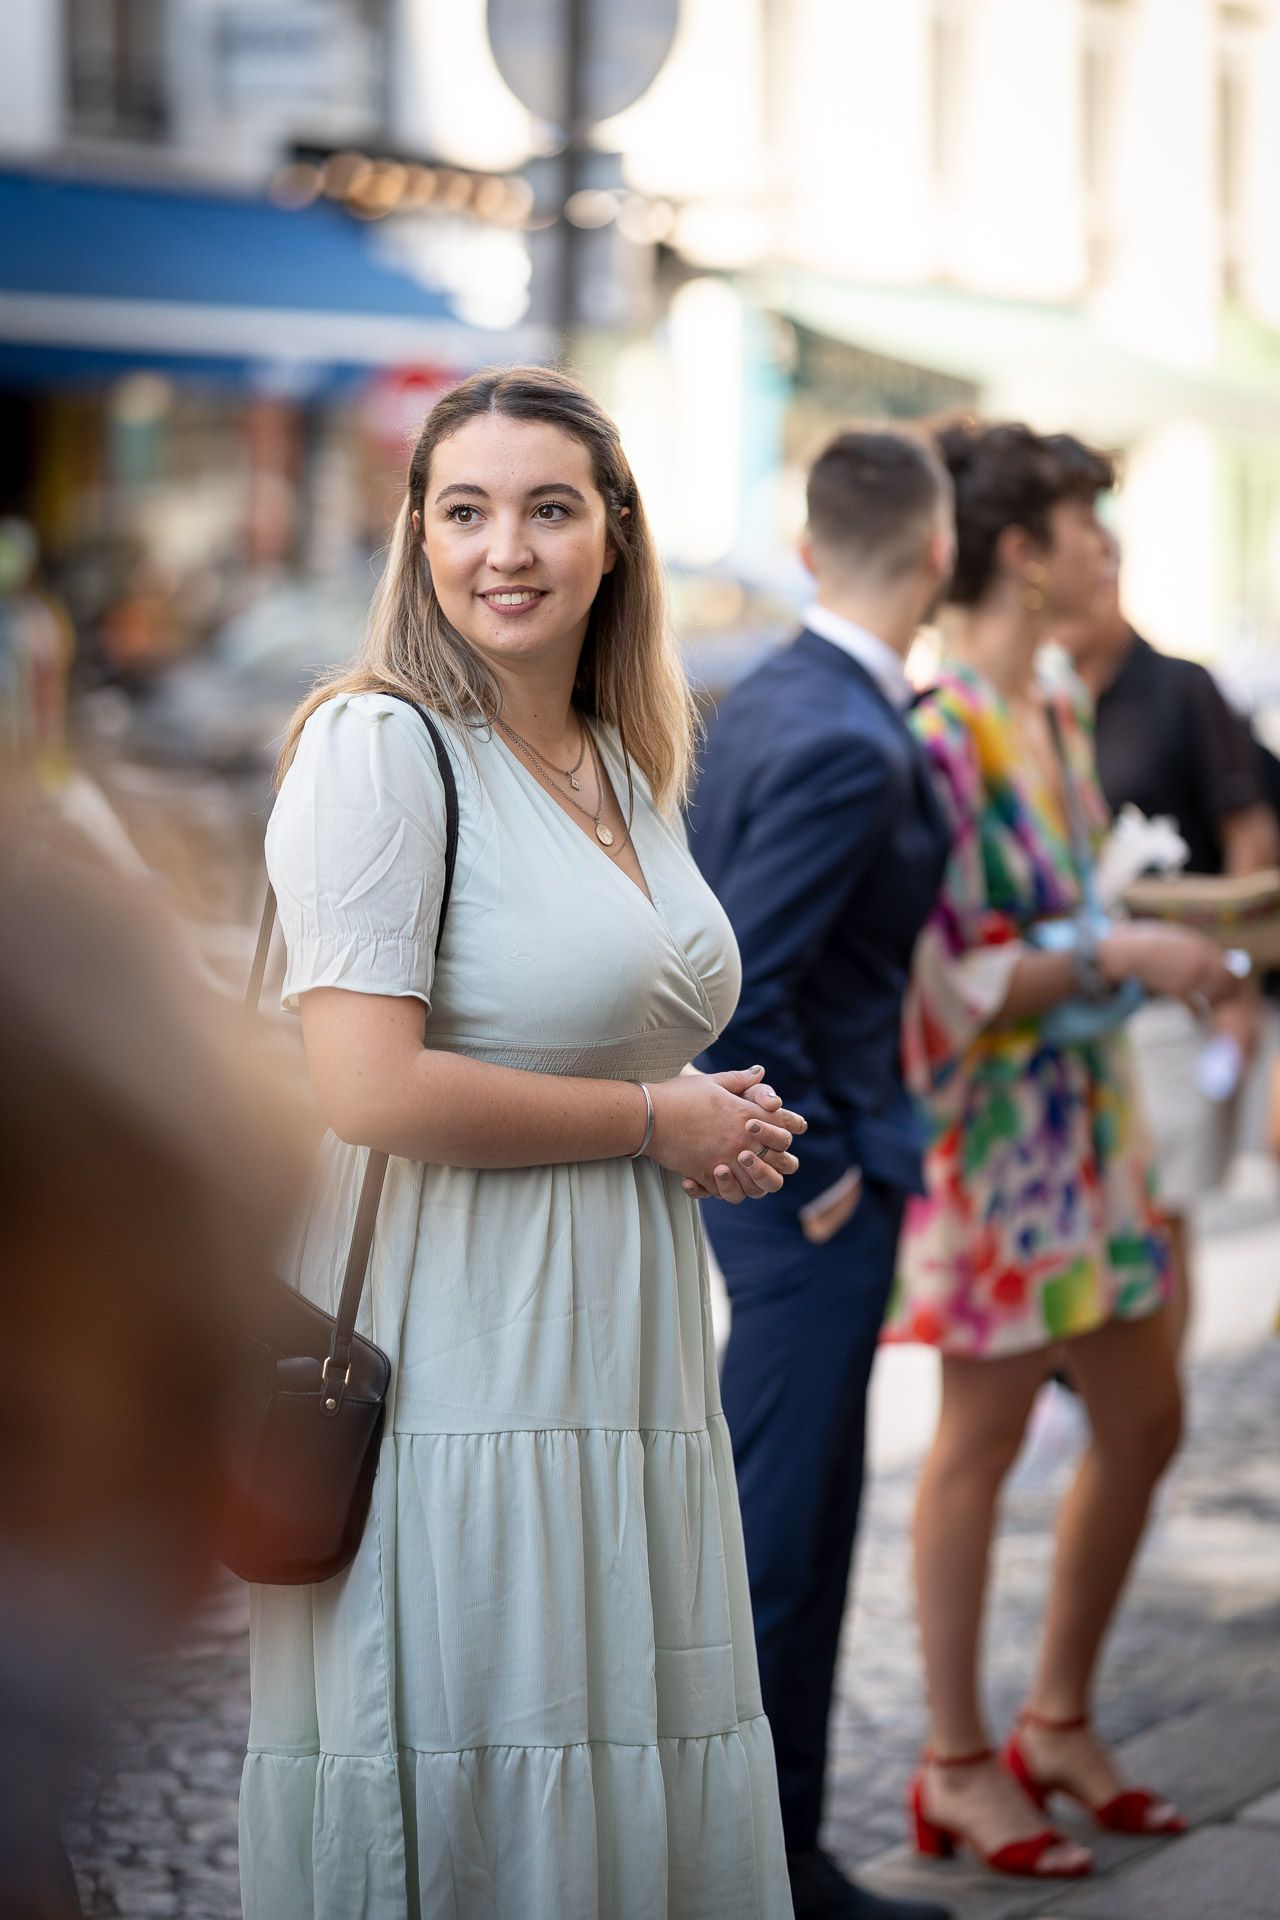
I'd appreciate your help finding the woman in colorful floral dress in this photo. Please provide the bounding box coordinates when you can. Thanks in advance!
[888,424,1237,1882]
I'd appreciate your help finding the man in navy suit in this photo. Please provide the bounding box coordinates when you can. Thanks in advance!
[691,430,955,1920]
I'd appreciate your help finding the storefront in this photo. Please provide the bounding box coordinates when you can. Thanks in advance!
[0,165,539,682]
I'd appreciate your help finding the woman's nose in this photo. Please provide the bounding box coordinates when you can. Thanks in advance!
[486,515,535,573]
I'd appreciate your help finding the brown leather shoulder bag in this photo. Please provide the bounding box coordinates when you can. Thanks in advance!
[219,697,458,1584]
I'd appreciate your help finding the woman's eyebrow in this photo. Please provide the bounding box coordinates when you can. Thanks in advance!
[433,482,589,504]
[434,483,488,503]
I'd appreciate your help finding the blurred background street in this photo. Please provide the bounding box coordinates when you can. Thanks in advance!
[8,1,1280,911]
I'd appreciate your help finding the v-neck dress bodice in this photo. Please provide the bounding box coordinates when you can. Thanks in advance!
[239,694,790,1919]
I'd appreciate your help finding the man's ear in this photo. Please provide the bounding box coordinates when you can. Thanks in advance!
[928,524,956,582]
[797,530,816,577]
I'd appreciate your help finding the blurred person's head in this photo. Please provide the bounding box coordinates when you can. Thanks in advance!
[0,835,300,1597]
[799,427,955,644]
[0,821,303,1904]
[1054,526,1133,682]
[934,421,1117,624]
[279,364,695,812]
[0,817,302,1904]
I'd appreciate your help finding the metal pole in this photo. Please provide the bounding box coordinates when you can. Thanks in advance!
[556,0,589,342]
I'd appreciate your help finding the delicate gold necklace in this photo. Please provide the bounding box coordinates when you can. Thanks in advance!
[495,716,620,848]
[492,712,588,789]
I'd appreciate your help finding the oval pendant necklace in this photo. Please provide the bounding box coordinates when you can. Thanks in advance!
[495,715,619,850]
[584,733,614,844]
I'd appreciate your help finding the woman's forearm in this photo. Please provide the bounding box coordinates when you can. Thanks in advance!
[395,1049,650,1165]
[299,989,650,1166]
[336,1045,649,1166]
[990,947,1079,1025]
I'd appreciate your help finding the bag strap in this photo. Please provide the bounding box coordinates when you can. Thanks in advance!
[245,697,460,1379]
[1044,698,1102,921]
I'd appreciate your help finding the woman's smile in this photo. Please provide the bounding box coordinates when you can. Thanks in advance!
[478,587,550,615]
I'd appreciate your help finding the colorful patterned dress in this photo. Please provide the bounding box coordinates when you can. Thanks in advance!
[884,661,1168,1359]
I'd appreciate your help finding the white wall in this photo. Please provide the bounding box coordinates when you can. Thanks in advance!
[0,0,63,155]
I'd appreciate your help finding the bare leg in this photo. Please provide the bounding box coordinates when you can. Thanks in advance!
[1161,1212,1192,1359]
[914,1349,1090,1870]
[1022,1308,1182,1805]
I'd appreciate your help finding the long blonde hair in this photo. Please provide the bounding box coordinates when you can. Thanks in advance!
[278,365,697,812]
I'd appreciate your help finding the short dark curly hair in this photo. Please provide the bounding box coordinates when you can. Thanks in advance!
[934,420,1115,606]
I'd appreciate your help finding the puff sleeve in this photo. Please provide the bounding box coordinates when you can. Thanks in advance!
[265,693,450,1013]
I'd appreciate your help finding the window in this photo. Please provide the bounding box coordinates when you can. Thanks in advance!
[66,0,171,143]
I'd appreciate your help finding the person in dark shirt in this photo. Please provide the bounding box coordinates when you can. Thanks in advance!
[1059,563,1279,1350]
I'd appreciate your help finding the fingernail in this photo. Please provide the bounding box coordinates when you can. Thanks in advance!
[746,1119,762,1134]
[739,1151,754,1167]
[750,1065,764,1075]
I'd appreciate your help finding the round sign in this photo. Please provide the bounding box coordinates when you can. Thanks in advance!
[487,0,679,128]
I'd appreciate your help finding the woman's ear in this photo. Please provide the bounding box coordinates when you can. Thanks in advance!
[602,504,630,575]
[411,509,422,538]
[995,522,1037,581]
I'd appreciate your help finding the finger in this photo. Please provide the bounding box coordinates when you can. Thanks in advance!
[745,1083,782,1110]
[735,1149,783,1194]
[713,1164,745,1203]
[768,1105,808,1135]
[683,1178,713,1199]
[721,1156,766,1198]
[744,1118,793,1153]
[712,1066,766,1095]
[755,1149,799,1176]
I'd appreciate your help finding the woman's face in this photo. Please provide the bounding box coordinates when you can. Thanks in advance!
[1039,495,1117,622]
[421,414,616,676]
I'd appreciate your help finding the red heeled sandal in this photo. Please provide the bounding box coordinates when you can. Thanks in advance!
[907,1746,1093,1879]
[1004,1708,1188,1836]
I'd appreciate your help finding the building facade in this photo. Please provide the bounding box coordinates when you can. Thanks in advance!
[612,0,1280,660]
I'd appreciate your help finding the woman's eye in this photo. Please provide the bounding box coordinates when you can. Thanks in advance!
[445,504,478,524]
[534,501,570,521]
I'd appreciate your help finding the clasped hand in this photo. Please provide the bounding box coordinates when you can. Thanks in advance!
[644,1065,806,1204]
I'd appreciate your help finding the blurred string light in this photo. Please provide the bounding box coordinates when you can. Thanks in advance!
[564,188,623,229]
[272,144,667,249]
[270,147,536,228]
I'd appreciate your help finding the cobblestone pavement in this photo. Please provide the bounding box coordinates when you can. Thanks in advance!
[69,1337,1280,1917]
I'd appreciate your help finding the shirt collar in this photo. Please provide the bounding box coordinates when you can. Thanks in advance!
[802,602,912,711]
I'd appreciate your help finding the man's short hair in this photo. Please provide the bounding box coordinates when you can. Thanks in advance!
[806,427,952,584]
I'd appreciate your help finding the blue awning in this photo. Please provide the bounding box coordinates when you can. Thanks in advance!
[0,167,531,393]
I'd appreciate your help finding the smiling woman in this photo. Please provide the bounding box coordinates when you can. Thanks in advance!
[239,367,800,1919]
[279,364,691,815]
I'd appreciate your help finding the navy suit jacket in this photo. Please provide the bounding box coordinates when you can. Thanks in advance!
[690,629,951,1207]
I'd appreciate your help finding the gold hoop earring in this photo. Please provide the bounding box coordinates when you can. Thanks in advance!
[1023,561,1048,613]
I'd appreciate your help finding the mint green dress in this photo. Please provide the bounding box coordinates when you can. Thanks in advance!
[239,693,792,1920]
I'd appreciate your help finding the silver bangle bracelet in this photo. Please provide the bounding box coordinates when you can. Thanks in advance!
[630,1081,655,1159]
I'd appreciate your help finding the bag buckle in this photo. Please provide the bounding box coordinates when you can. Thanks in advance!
[320,1352,353,1416]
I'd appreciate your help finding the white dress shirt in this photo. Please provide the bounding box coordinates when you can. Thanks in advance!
[803,602,913,713]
